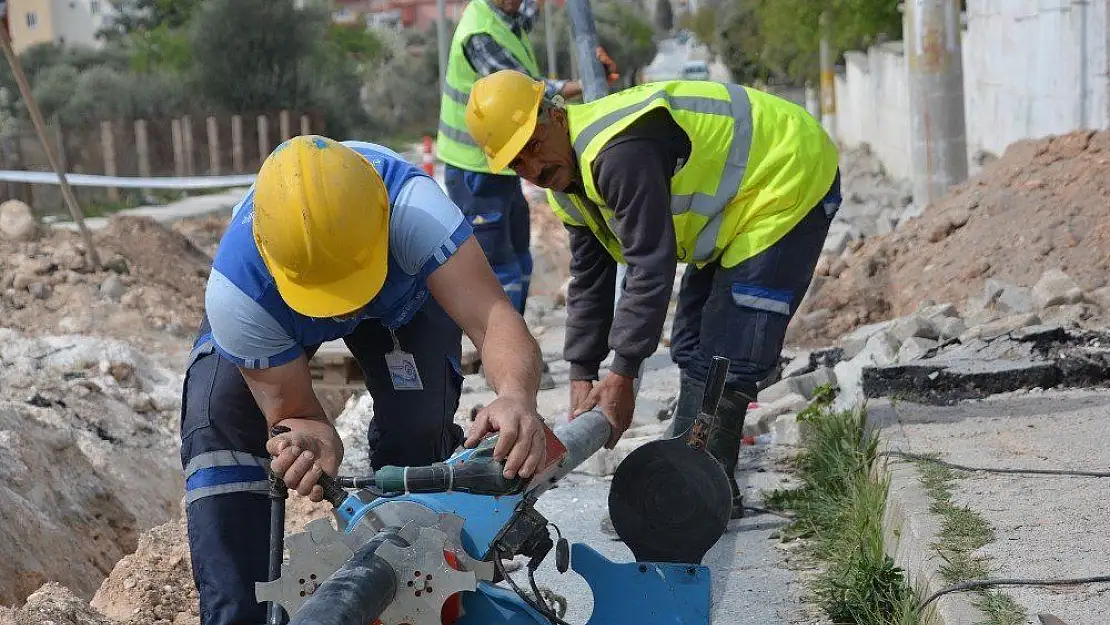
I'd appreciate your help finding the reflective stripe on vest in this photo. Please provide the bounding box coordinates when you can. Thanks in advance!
[548,81,838,268]
[437,0,539,172]
[574,82,752,264]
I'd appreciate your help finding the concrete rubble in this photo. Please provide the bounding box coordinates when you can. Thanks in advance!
[792,269,1110,409]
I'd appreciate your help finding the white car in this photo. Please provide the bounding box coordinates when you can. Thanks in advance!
[681,61,711,81]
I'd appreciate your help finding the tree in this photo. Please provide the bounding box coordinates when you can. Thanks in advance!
[686,0,901,84]
[654,0,674,33]
[99,0,203,40]
[188,0,368,137]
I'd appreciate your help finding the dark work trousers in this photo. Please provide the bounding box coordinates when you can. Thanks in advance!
[179,300,464,625]
[444,164,533,315]
[670,171,842,396]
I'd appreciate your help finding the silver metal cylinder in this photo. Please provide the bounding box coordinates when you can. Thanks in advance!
[531,409,611,496]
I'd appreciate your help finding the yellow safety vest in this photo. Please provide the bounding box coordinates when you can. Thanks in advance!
[436,0,540,174]
[547,81,839,268]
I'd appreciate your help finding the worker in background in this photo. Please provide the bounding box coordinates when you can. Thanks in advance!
[436,0,618,390]
[464,71,841,519]
[181,135,548,625]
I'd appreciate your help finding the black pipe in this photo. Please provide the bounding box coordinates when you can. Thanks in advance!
[267,481,288,625]
[267,428,291,625]
[288,532,402,625]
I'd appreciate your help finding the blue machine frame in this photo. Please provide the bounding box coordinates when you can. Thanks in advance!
[327,444,715,625]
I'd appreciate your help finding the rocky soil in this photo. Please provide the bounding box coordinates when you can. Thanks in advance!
[1,210,214,368]
[0,329,185,607]
[790,130,1110,346]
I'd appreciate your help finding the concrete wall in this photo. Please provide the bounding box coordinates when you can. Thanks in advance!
[834,0,1109,180]
[835,42,912,180]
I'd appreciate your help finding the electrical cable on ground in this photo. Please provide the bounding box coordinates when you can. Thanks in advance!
[879,451,1110,478]
[918,575,1110,613]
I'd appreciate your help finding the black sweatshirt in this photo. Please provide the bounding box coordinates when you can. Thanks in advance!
[563,109,692,380]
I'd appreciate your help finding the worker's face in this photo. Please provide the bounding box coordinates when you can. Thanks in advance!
[510,111,576,192]
[497,0,524,15]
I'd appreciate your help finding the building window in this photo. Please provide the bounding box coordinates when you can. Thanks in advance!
[91,0,101,14]
[26,12,38,29]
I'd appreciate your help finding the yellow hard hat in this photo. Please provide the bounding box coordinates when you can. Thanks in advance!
[252,135,390,318]
[466,69,546,173]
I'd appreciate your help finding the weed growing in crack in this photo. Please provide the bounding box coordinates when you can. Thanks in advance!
[764,392,919,625]
[913,459,1027,625]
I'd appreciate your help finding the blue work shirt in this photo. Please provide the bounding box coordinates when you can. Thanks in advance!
[198,141,473,370]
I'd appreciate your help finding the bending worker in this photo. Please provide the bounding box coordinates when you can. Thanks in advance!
[181,135,548,625]
[437,0,617,388]
[465,71,841,518]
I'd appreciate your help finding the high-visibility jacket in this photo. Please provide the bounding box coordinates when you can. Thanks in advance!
[547,81,839,268]
[436,0,540,174]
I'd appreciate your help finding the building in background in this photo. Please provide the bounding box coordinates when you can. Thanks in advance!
[7,0,115,53]
[333,0,467,31]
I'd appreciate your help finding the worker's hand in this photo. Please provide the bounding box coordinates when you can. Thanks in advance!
[595,46,619,85]
[465,394,547,480]
[266,417,344,502]
[572,372,636,449]
[568,379,594,420]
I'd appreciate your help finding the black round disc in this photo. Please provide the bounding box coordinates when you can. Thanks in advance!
[608,438,732,564]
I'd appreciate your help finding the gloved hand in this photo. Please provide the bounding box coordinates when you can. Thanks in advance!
[595,46,619,85]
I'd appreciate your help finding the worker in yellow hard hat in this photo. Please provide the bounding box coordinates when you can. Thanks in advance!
[437,0,619,391]
[180,135,549,625]
[466,70,842,520]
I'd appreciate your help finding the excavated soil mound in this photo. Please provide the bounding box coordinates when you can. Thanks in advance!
[0,215,211,359]
[789,130,1110,346]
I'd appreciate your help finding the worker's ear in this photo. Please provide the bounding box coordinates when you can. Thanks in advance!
[550,107,569,131]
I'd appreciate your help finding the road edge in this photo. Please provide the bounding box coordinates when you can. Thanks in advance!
[874,453,988,625]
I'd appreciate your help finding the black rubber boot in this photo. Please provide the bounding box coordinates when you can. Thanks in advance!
[666,372,705,439]
[705,388,751,520]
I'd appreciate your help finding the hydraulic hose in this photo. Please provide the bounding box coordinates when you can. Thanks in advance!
[288,531,403,625]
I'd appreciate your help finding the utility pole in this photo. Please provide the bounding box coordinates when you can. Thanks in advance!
[818,11,837,140]
[436,0,449,93]
[904,0,967,216]
[544,0,558,78]
[565,0,609,101]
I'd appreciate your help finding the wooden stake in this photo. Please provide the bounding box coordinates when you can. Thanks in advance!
[100,120,119,201]
[171,119,185,176]
[300,114,311,136]
[207,116,220,176]
[257,115,270,167]
[135,119,151,198]
[231,115,244,173]
[280,110,292,141]
[0,26,100,267]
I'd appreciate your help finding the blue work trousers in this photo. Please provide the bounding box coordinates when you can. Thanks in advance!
[444,164,532,314]
[670,171,842,396]
[179,300,464,625]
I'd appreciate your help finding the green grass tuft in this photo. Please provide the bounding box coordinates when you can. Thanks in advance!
[912,459,1027,625]
[764,391,920,625]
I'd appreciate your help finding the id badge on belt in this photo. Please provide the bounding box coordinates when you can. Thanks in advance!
[385,329,423,391]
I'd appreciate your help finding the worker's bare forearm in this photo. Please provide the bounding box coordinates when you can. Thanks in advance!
[480,299,542,409]
[239,355,329,429]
